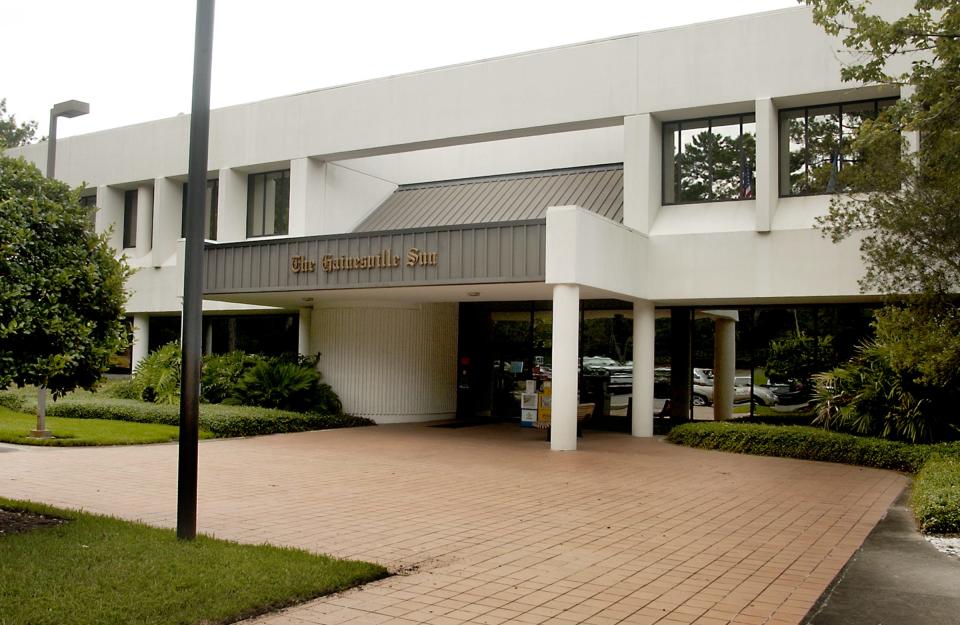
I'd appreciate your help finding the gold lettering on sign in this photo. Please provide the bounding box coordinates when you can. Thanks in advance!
[318,249,404,273]
[290,255,316,273]
[406,247,439,267]
[298,248,440,273]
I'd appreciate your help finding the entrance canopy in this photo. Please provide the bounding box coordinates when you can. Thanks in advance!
[203,164,626,302]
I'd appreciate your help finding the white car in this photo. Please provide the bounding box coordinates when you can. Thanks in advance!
[735,377,779,406]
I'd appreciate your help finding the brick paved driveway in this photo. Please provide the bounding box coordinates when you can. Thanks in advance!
[0,424,906,625]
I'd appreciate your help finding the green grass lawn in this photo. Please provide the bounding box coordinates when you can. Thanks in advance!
[0,406,212,446]
[0,498,387,625]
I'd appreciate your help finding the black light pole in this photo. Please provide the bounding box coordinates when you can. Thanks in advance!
[178,0,215,541]
[33,100,90,439]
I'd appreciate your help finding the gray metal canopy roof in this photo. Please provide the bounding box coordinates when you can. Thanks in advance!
[354,163,623,232]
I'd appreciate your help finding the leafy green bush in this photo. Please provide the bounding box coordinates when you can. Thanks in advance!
[813,339,958,443]
[46,397,372,438]
[765,332,836,386]
[101,380,140,400]
[226,358,342,415]
[127,348,343,416]
[0,391,24,412]
[131,343,182,404]
[666,421,945,473]
[912,455,960,533]
[201,351,261,404]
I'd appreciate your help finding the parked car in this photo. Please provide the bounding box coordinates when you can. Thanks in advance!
[763,380,810,405]
[581,356,633,388]
[735,376,778,406]
[693,367,714,386]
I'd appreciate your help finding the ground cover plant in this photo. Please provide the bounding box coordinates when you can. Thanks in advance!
[667,421,960,533]
[0,405,202,446]
[0,497,387,625]
[911,456,960,534]
[41,396,372,438]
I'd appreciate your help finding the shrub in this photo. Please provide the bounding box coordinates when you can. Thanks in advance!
[912,455,960,533]
[101,380,140,400]
[226,358,342,415]
[131,342,182,404]
[765,332,836,386]
[46,397,371,438]
[201,351,261,404]
[0,391,24,412]
[812,340,958,443]
[666,421,939,473]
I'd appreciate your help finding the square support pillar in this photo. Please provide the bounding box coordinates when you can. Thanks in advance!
[670,308,692,420]
[550,284,580,451]
[152,177,182,265]
[755,97,778,232]
[96,186,124,252]
[298,306,313,357]
[713,318,736,421]
[632,299,656,437]
[290,157,326,237]
[623,114,660,234]
[217,167,247,242]
[134,184,154,258]
[131,314,150,370]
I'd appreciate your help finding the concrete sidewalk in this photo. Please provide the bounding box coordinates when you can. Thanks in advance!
[1,424,907,624]
[803,490,960,625]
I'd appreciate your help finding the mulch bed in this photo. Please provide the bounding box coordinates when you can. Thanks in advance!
[0,508,67,536]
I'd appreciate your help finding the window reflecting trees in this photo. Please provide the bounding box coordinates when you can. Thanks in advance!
[778,97,897,196]
[663,114,756,204]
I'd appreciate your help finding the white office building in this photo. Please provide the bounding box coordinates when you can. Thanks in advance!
[7,4,904,449]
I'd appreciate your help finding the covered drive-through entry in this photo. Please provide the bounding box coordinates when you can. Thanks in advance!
[203,166,742,451]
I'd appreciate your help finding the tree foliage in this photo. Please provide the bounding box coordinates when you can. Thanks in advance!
[0,156,130,396]
[804,1,960,441]
[0,99,40,149]
[804,0,960,297]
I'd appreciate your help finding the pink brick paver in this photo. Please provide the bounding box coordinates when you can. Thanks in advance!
[0,424,906,625]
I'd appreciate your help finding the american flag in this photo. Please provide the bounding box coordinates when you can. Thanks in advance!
[739,159,753,199]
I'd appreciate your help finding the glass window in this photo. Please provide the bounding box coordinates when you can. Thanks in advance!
[79,194,97,229]
[246,170,289,237]
[778,97,898,196]
[181,179,219,240]
[122,189,137,248]
[663,113,756,205]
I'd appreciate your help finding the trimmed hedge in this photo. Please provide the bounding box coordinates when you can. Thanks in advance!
[665,422,959,473]
[667,421,960,534]
[0,391,24,412]
[46,398,374,438]
[912,456,960,534]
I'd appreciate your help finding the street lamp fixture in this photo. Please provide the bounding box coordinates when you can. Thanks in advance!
[45,100,89,180]
[32,99,90,439]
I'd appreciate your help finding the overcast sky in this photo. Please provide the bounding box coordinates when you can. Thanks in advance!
[4,0,797,139]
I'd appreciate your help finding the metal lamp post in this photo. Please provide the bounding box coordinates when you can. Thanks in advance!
[32,99,90,439]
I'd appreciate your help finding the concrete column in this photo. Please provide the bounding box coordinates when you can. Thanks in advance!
[550,284,580,451]
[298,306,313,356]
[670,308,692,420]
[152,177,181,265]
[217,167,247,242]
[755,97,777,232]
[134,184,154,258]
[131,314,150,370]
[713,318,736,421]
[623,114,660,234]
[289,157,326,237]
[204,320,213,355]
[96,186,124,252]
[632,299,655,437]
